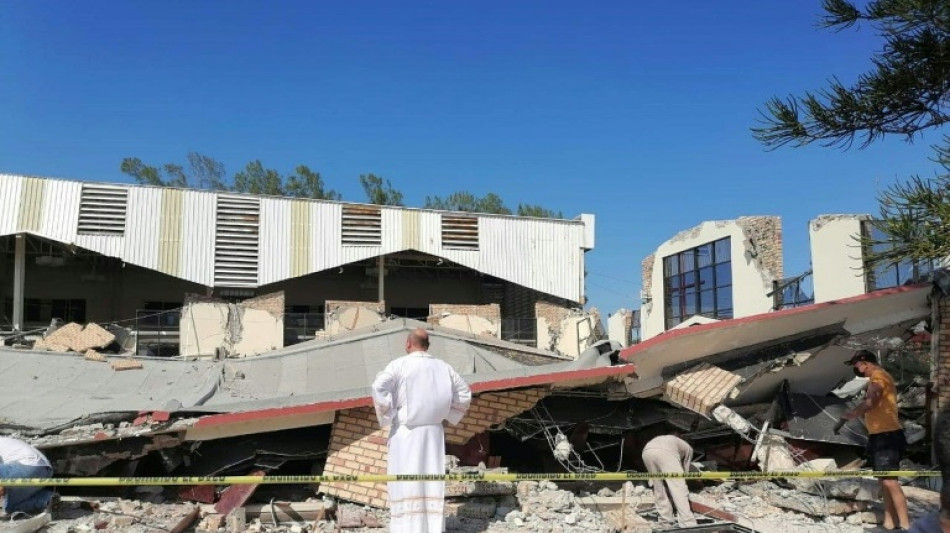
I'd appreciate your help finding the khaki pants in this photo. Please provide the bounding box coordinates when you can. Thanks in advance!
[642,448,697,527]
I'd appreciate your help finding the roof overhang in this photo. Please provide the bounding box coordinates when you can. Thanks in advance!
[620,285,932,399]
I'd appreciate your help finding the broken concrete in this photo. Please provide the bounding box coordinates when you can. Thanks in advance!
[179,291,285,358]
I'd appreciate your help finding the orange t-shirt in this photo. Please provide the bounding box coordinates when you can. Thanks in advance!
[865,367,902,435]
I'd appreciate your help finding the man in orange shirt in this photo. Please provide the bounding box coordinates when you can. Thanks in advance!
[841,350,910,530]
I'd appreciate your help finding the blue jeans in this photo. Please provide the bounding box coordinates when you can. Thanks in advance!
[0,463,53,514]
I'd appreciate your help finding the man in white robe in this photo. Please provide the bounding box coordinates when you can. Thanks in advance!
[372,328,471,533]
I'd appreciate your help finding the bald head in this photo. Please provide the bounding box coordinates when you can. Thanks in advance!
[406,328,430,352]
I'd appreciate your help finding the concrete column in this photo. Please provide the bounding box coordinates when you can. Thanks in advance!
[377,255,385,303]
[12,234,25,331]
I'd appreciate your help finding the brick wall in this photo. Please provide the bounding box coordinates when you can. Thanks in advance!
[738,216,783,281]
[535,301,572,333]
[428,303,501,326]
[322,408,390,508]
[937,297,950,412]
[242,291,285,317]
[322,388,548,508]
[641,253,655,301]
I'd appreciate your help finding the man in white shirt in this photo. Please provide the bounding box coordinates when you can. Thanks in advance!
[642,434,697,528]
[372,328,471,533]
[0,437,54,515]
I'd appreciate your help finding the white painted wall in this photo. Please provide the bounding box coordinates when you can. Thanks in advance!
[809,215,869,303]
[640,220,776,340]
[607,309,631,348]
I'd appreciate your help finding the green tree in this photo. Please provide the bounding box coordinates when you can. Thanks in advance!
[753,0,950,264]
[120,154,343,200]
[424,191,512,214]
[360,173,404,206]
[232,160,285,196]
[285,165,342,200]
[517,203,563,218]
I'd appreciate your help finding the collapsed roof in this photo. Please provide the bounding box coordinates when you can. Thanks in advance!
[0,318,632,434]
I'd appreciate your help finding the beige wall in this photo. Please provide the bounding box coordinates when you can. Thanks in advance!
[809,215,869,303]
[640,217,782,340]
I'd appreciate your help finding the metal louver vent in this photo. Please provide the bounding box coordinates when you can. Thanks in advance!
[78,184,128,235]
[441,215,479,250]
[215,195,260,287]
[342,205,382,246]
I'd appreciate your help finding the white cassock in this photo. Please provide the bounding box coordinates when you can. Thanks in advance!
[372,350,472,533]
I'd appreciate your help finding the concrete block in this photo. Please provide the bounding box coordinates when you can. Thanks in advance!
[110,358,143,371]
[71,323,116,352]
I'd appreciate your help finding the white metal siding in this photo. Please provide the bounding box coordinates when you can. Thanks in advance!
[40,180,81,243]
[181,191,216,286]
[381,208,403,253]
[0,175,23,236]
[123,187,162,270]
[259,197,291,285]
[74,234,124,258]
[311,202,342,272]
[0,174,590,302]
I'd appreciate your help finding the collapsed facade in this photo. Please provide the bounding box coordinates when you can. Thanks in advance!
[1,175,949,532]
[0,173,606,358]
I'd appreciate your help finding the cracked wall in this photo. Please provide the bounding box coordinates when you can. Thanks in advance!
[639,217,782,340]
[179,291,284,357]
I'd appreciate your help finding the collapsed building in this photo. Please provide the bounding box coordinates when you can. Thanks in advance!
[0,175,948,532]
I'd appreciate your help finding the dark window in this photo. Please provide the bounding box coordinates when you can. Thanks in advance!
[141,301,181,328]
[862,222,935,291]
[662,237,733,330]
[389,307,429,320]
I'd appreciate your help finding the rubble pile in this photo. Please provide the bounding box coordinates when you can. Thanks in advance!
[38,498,198,533]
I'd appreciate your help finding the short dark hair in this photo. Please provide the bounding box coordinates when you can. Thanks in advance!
[844,349,878,366]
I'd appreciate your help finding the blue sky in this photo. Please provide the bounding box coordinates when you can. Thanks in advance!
[0,2,941,313]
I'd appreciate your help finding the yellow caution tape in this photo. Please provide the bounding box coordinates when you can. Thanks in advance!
[0,470,941,487]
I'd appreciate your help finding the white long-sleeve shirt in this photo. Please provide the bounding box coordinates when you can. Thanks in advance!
[372,351,471,428]
[0,437,50,468]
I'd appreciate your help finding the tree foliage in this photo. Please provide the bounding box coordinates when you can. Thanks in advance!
[754,0,950,265]
[120,155,562,218]
[120,153,341,200]
[424,191,563,218]
[359,173,404,206]
[425,191,512,214]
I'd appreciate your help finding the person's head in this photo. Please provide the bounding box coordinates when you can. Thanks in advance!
[844,349,878,377]
[406,328,430,353]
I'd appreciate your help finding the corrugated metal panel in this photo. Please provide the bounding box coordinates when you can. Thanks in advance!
[0,175,24,236]
[417,211,441,255]
[123,187,162,270]
[180,191,216,286]
[40,179,81,243]
[74,234,124,258]
[17,177,45,232]
[381,208,402,253]
[259,198,290,285]
[290,200,311,278]
[158,189,184,277]
[311,202,342,272]
[215,195,260,287]
[401,210,420,250]
[449,217,585,303]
